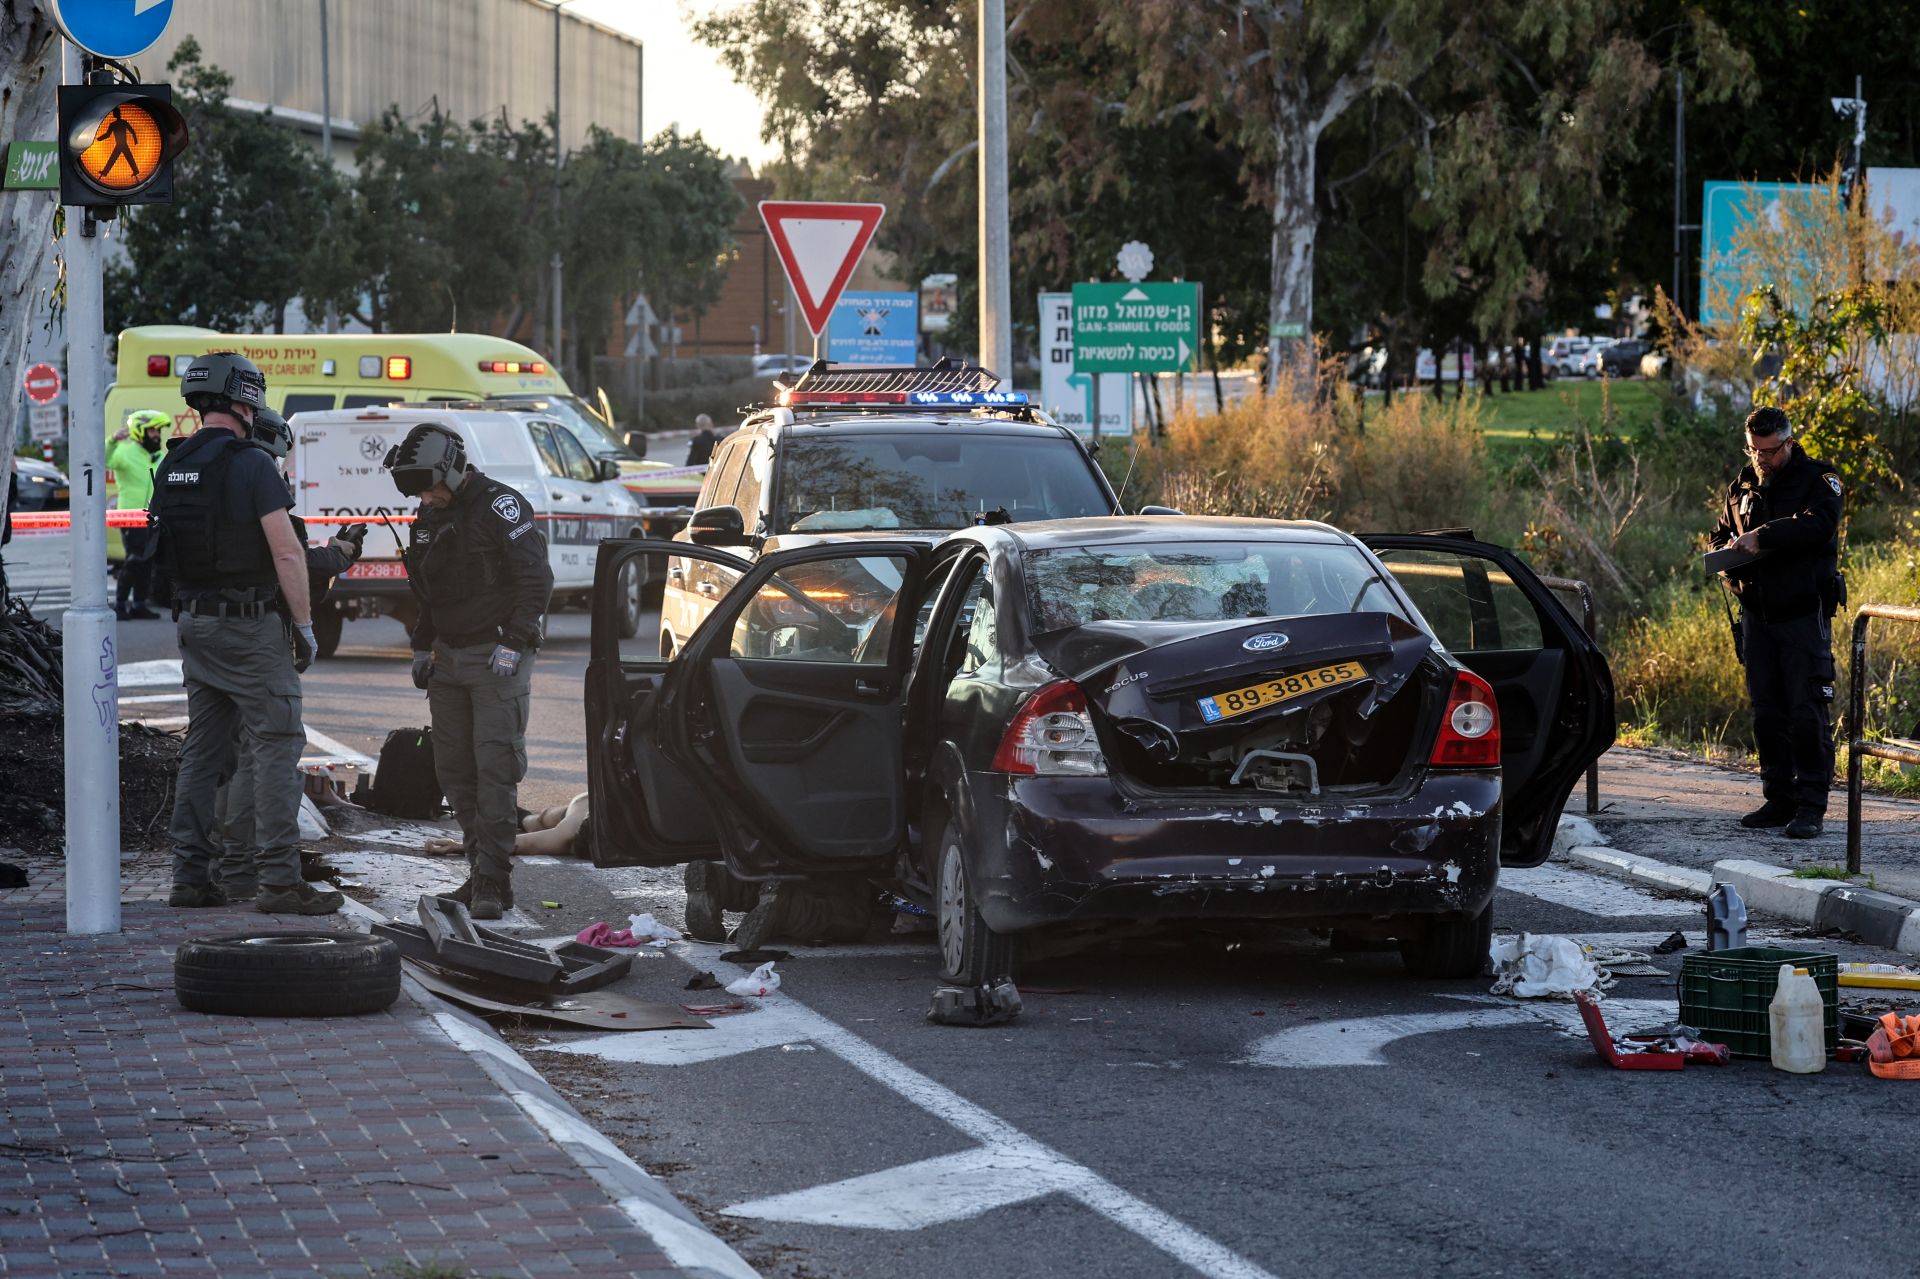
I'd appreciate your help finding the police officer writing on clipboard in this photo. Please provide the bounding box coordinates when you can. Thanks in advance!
[1709,406,1845,840]
[385,425,553,920]
[153,353,339,914]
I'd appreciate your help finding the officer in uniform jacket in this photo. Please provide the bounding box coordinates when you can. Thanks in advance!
[152,353,341,914]
[1709,405,1844,839]
[386,423,554,920]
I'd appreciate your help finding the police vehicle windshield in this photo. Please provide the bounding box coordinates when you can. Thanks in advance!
[777,434,1110,533]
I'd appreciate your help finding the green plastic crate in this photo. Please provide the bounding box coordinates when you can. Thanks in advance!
[1678,946,1839,1059]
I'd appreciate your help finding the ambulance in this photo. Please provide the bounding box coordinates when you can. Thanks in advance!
[105,327,703,534]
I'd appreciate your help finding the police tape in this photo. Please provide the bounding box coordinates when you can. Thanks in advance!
[7,510,412,531]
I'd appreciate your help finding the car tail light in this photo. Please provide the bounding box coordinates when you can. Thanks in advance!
[1430,671,1500,768]
[146,355,169,376]
[386,356,412,380]
[992,680,1108,776]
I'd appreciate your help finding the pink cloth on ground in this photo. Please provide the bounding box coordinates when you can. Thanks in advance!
[575,922,640,948]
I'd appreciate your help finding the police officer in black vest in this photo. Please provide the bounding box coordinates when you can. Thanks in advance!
[153,353,340,913]
[1710,406,1845,839]
[385,424,553,920]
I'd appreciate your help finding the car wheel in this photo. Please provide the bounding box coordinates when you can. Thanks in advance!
[174,933,401,1017]
[311,601,343,659]
[615,557,643,639]
[659,630,677,661]
[1396,904,1493,979]
[935,821,1021,986]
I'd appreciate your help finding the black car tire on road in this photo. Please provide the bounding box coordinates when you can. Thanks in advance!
[1396,904,1493,979]
[312,601,344,659]
[614,556,644,639]
[935,821,1022,986]
[174,933,401,1017]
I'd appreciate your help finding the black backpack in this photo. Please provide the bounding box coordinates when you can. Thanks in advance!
[366,727,442,818]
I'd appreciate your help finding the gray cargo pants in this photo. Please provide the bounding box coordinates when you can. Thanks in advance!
[428,641,533,883]
[213,753,268,898]
[170,612,306,891]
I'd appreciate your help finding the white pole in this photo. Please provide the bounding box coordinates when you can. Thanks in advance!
[551,1,566,365]
[62,40,121,935]
[977,0,1011,381]
[320,0,338,333]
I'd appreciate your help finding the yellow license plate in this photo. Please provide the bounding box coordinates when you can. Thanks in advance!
[1197,661,1367,723]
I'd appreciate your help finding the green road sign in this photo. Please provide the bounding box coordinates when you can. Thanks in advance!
[3,141,59,190]
[1071,281,1202,373]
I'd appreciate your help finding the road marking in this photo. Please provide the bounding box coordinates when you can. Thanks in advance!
[1501,863,1689,917]
[546,1005,817,1066]
[726,1147,1088,1230]
[119,691,186,705]
[119,659,182,688]
[548,944,1279,1279]
[1241,994,1675,1068]
[303,725,375,767]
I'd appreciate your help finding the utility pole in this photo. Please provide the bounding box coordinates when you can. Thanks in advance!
[1672,68,1686,319]
[977,0,1011,381]
[320,0,338,333]
[551,1,571,367]
[62,39,120,936]
[1834,76,1867,208]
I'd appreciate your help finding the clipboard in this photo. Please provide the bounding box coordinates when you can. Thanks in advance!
[1703,544,1767,575]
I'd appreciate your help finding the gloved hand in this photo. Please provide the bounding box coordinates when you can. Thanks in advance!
[331,523,368,564]
[293,623,318,673]
[411,651,434,690]
[489,644,523,677]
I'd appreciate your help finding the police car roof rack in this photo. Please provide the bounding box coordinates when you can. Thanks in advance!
[752,357,1036,419]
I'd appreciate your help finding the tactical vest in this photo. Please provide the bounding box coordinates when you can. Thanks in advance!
[152,433,278,591]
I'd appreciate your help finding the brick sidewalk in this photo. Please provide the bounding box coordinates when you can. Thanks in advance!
[0,903,692,1279]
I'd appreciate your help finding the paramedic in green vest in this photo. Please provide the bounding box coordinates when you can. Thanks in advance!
[108,409,170,620]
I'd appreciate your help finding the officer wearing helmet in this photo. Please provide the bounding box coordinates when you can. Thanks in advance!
[108,409,172,619]
[209,407,368,900]
[385,423,553,920]
[152,353,337,914]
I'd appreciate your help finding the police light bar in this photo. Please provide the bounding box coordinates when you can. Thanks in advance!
[779,390,1030,408]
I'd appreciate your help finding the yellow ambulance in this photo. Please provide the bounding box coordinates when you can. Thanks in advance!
[105,326,702,524]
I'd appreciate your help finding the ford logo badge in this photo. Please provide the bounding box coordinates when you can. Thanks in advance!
[1242,632,1289,653]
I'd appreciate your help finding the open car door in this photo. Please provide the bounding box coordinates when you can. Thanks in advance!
[1362,534,1615,867]
[660,542,932,881]
[585,539,752,867]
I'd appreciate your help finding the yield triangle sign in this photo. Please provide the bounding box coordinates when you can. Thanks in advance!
[760,200,887,336]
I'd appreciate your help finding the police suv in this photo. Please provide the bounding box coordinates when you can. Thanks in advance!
[288,403,648,657]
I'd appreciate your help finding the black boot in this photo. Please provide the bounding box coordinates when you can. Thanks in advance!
[1784,811,1825,840]
[1740,800,1796,829]
[684,860,729,943]
[730,883,786,953]
[470,875,513,921]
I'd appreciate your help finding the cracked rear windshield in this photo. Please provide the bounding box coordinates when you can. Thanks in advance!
[777,435,1110,533]
[1023,541,1410,631]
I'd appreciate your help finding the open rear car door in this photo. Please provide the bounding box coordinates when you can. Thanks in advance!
[1362,534,1615,867]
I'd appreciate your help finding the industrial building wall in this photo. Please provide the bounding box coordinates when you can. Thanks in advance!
[136,0,644,149]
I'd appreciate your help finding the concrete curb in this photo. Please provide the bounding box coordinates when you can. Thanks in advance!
[1560,845,1717,897]
[336,898,756,1279]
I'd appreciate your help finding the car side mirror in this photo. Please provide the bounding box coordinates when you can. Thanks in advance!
[1137,504,1183,516]
[622,430,648,458]
[595,457,623,483]
[688,504,749,546]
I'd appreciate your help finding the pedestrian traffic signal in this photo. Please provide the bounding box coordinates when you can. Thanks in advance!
[57,83,187,208]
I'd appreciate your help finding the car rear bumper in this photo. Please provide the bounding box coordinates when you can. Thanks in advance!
[967,771,1501,932]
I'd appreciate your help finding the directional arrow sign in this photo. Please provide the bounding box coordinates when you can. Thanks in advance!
[1071,281,1202,374]
[47,0,177,60]
[760,200,886,337]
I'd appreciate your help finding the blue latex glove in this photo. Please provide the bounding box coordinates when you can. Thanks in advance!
[489,644,522,677]
[292,623,317,673]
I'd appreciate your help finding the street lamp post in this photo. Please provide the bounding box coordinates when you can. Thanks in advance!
[551,1,573,370]
[320,0,338,333]
[978,0,1011,381]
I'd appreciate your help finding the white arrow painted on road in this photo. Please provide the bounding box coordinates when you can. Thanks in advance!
[726,1147,1090,1230]
[1241,995,1675,1068]
[541,1003,815,1066]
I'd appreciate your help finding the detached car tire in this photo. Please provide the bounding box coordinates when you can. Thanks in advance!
[175,933,401,1017]
[1397,905,1493,979]
[935,821,1022,986]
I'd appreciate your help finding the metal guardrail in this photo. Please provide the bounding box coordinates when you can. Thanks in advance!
[1846,602,1920,874]
[1541,574,1601,815]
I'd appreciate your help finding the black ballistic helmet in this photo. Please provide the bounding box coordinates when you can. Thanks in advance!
[250,407,293,459]
[384,423,468,497]
[180,351,268,416]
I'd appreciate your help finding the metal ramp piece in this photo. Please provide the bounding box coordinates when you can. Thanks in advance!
[370,895,635,998]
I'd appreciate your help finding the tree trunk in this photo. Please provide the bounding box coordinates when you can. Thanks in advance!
[1207,336,1224,415]
[0,0,60,520]
[1265,80,1318,393]
[1526,328,1546,391]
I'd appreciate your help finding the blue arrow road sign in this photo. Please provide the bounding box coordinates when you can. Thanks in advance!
[48,0,176,61]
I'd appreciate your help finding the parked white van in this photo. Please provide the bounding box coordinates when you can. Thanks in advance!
[287,403,648,657]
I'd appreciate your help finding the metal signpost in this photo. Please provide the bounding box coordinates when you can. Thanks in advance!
[1070,281,1202,439]
[48,0,185,936]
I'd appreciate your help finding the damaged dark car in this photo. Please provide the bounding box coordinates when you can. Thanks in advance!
[584,518,1614,985]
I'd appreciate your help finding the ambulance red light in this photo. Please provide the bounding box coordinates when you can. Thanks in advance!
[147,355,170,376]
[386,356,412,380]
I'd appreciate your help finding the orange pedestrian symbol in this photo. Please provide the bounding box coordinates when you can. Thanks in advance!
[78,100,168,194]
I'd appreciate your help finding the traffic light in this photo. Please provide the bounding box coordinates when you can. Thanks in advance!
[57,83,188,209]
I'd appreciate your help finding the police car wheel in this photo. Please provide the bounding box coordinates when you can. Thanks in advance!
[615,558,643,639]
[174,933,401,1017]
[312,602,343,659]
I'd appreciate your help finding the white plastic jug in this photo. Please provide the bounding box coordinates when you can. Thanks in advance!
[1769,964,1826,1073]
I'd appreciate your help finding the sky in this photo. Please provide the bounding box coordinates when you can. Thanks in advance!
[572,0,774,167]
